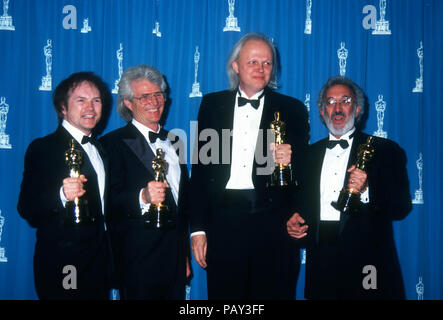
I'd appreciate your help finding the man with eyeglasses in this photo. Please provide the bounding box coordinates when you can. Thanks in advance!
[100,65,191,299]
[287,76,412,299]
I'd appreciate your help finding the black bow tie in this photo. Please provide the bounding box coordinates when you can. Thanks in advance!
[327,139,349,149]
[81,135,99,147]
[237,92,264,109]
[149,129,168,143]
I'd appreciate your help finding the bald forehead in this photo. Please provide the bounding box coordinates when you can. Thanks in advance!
[326,84,354,99]
[241,39,273,55]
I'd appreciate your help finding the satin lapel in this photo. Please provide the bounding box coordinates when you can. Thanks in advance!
[224,91,237,124]
[122,123,156,177]
[218,91,236,180]
[252,89,274,181]
[339,131,367,234]
[56,126,97,180]
[220,90,236,146]
[94,139,109,173]
[56,126,102,214]
[258,88,275,131]
[94,139,109,212]
[56,126,80,178]
[313,140,328,244]
[177,163,188,208]
[56,125,76,150]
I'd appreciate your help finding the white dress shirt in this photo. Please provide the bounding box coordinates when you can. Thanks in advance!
[225,88,265,190]
[131,119,181,212]
[320,128,369,221]
[60,120,106,216]
[192,89,265,238]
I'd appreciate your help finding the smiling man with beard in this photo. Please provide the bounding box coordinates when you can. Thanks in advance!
[287,76,412,299]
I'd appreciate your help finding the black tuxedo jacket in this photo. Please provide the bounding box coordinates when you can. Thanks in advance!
[99,123,191,299]
[301,131,412,299]
[17,125,111,299]
[190,88,310,233]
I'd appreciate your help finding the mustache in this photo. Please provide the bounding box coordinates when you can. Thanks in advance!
[331,111,346,118]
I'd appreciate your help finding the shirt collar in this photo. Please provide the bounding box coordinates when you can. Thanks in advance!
[329,127,356,142]
[131,119,161,142]
[62,120,90,144]
[237,87,264,100]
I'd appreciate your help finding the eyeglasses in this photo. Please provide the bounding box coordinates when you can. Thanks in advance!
[132,92,165,105]
[326,96,353,107]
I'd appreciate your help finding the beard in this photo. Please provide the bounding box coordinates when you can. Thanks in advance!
[323,110,356,137]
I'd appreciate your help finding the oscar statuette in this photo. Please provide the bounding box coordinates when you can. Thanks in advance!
[143,148,175,229]
[64,139,94,225]
[331,136,375,215]
[270,112,293,187]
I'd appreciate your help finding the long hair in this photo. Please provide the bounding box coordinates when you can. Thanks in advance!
[226,32,279,90]
[116,65,167,122]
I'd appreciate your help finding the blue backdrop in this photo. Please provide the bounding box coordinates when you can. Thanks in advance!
[0,0,441,300]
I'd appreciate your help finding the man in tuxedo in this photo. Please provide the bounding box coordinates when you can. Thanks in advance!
[287,76,412,299]
[190,33,309,299]
[17,72,113,299]
[99,65,191,300]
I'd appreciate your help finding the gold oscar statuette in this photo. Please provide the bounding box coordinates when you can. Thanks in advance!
[64,139,94,225]
[142,148,175,229]
[331,136,375,215]
[270,112,293,187]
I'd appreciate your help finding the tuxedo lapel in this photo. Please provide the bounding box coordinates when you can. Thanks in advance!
[313,139,328,244]
[122,123,156,178]
[224,91,237,127]
[220,91,236,135]
[56,126,103,216]
[94,140,109,213]
[56,125,77,150]
[338,131,368,233]
[252,89,275,181]
[56,126,98,180]
[216,91,236,181]
[345,132,367,176]
[177,163,188,209]
[258,88,276,131]
[93,138,109,172]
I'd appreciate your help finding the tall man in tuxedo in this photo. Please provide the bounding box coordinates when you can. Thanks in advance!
[17,72,113,299]
[287,76,412,299]
[190,33,309,299]
[100,65,191,299]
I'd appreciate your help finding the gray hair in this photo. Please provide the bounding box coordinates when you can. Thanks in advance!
[317,75,366,126]
[226,32,278,90]
[117,65,168,122]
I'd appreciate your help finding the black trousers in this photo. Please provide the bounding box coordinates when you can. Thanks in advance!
[206,189,299,300]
